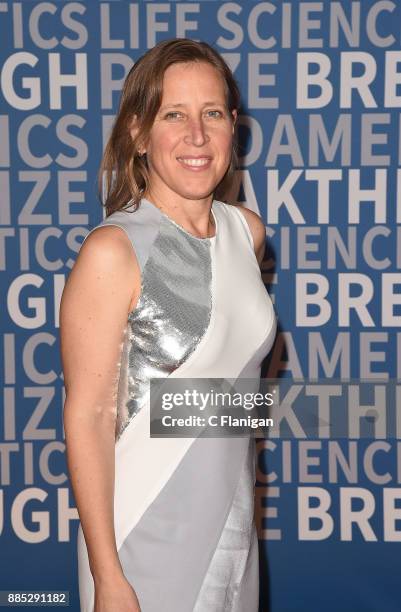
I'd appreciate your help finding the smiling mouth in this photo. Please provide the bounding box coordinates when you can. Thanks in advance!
[177,157,212,168]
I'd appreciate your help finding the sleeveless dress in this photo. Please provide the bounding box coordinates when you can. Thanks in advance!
[76,197,277,612]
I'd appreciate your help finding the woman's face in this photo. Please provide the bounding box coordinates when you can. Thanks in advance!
[136,61,236,204]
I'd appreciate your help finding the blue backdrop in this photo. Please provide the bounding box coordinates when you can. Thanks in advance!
[1,1,400,611]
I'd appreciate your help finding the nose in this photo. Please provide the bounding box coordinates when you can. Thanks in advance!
[184,116,210,147]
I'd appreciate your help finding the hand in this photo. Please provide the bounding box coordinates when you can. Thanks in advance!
[94,573,141,612]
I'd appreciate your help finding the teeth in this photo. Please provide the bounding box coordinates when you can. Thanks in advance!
[178,158,210,167]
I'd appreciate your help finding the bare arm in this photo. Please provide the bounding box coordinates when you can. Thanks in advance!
[60,225,140,586]
[235,205,267,266]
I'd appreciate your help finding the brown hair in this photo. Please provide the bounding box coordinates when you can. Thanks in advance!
[98,38,241,217]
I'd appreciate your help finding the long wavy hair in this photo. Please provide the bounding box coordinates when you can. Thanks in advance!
[98,38,241,217]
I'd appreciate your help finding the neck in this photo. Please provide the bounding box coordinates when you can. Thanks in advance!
[144,188,215,239]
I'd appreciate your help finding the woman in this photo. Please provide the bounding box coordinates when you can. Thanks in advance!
[60,38,277,612]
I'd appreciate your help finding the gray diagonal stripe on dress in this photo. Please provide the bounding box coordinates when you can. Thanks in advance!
[118,434,251,612]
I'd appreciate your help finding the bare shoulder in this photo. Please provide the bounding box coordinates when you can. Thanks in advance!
[62,225,140,315]
[233,204,266,265]
[79,224,137,265]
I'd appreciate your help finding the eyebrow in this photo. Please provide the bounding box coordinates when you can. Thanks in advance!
[159,101,226,112]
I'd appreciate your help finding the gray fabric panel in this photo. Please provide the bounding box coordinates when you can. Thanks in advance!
[118,435,251,612]
[232,527,259,612]
[193,438,258,611]
[99,199,162,272]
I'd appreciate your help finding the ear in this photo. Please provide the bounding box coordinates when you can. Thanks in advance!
[231,109,238,133]
[129,114,139,142]
[129,114,148,155]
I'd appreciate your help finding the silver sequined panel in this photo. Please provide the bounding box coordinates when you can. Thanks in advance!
[115,216,213,440]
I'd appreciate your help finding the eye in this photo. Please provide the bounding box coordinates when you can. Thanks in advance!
[205,110,223,118]
[164,111,184,120]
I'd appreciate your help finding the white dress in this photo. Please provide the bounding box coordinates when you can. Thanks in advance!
[76,197,277,611]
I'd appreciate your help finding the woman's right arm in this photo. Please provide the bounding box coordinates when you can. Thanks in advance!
[60,225,141,610]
